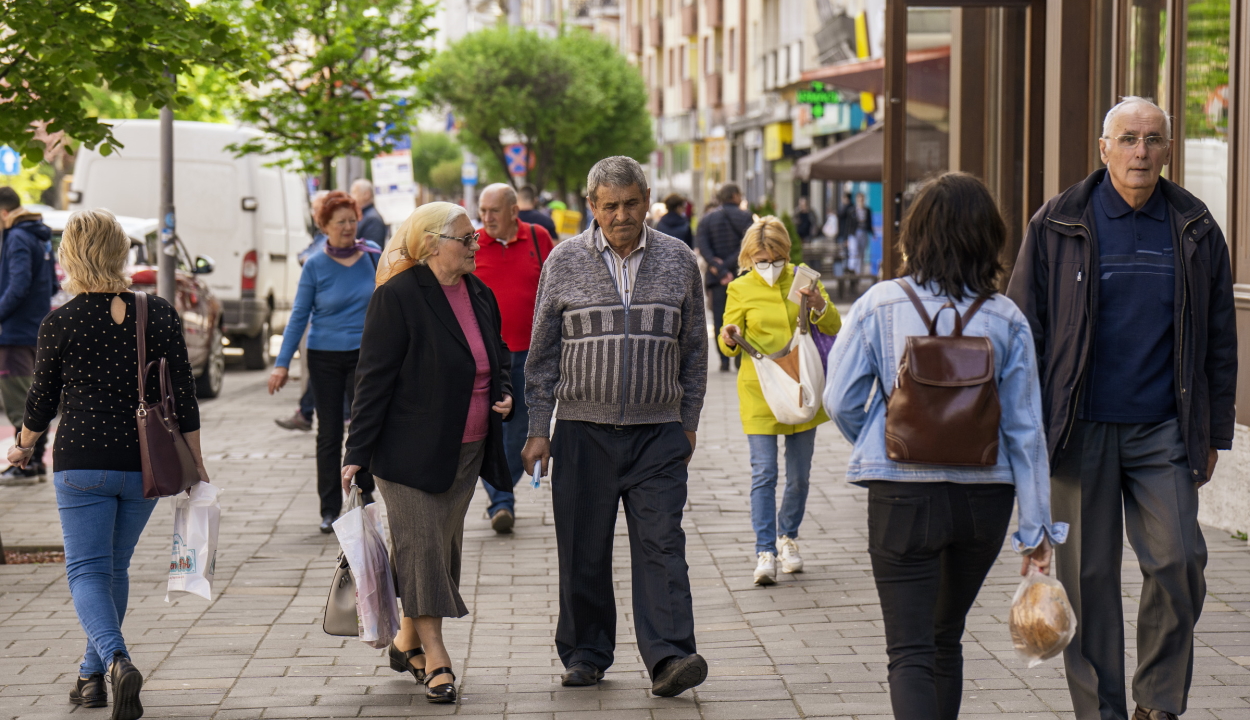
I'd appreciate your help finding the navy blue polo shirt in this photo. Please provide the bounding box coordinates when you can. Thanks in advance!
[1082,179,1177,423]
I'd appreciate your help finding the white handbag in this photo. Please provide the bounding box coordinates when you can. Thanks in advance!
[729,295,826,425]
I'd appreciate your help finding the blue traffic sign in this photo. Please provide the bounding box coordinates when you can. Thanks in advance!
[0,146,19,176]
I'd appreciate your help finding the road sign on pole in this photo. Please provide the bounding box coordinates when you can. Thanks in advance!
[0,146,20,176]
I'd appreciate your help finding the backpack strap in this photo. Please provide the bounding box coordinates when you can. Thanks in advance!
[894,279,933,329]
[962,295,990,326]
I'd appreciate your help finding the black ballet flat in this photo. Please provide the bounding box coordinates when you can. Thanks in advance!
[425,666,457,704]
[386,642,426,684]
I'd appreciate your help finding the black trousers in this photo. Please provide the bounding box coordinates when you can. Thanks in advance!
[867,481,1016,720]
[1052,419,1205,720]
[709,284,729,365]
[306,349,373,517]
[551,420,697,677]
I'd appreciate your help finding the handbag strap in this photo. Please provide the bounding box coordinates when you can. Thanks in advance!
[135,291,148,404]
[729,292,811,360]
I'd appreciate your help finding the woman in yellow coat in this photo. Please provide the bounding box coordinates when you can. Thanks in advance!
[718,216,841,586]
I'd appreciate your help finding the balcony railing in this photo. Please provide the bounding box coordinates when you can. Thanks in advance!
[649,16,663,47]
[705,0,721,27]
[681,3,697,37]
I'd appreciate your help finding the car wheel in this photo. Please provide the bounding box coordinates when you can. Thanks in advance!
[241,316,271,371]
[196,326,226,399]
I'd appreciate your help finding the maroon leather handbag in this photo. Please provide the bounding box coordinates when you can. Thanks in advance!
[134,292,200,499]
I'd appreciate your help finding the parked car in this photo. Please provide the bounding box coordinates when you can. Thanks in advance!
[39,208,225,399]
[68,119,313,369]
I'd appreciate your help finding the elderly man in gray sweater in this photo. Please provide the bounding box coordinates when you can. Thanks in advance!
[522,156,708,697]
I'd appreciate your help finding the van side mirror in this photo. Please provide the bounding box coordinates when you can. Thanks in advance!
[193,255,216,275]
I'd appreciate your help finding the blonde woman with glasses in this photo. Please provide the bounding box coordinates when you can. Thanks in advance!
[342,201,514,704]
[717,216,841,586]
[6,209,209,720]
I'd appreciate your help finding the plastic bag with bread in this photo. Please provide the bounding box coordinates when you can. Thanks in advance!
[1009,568,1077,667]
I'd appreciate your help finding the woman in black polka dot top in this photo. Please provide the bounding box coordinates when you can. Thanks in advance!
[6,209,208,719]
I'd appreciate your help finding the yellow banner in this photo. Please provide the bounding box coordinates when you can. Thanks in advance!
[764,122,792,161]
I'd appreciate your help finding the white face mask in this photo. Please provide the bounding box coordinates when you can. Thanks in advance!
[754,260,785,286]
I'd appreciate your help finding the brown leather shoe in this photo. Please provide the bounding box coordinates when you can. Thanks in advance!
[1133,707,1179,720]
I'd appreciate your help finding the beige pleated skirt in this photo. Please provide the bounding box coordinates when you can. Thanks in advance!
[375,440,486,619]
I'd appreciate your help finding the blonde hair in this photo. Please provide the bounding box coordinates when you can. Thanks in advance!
[60,209,132,295]
[375,201,468,286]
[737,216,791,272]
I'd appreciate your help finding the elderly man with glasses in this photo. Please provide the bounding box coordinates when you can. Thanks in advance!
[1008,96,1237,720]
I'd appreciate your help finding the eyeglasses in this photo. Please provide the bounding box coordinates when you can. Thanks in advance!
[437,231,480,247]
[328,218,357,228]
[1105,134,1170,151]
[754,260,786,271]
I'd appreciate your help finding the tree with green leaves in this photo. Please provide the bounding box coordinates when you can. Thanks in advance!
[223,0,436,189]
[411,131,462,188]
[424,27,653,197]
[0,0,252,162]
[82,66,245,125]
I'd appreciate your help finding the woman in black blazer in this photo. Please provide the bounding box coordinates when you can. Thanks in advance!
[343,202,513,704]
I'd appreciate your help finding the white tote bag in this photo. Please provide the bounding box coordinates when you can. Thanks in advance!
[166,482,221,602]
[729,296,826,425]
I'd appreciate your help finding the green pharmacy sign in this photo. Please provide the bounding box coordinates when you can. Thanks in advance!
[797,82,845,118]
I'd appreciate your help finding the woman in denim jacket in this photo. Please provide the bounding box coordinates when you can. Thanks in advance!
[823,173,1067,720]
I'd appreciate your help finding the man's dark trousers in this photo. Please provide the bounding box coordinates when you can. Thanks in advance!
[1053,419,1206,720]
[482,349,528,514]
[709,284,729,367]
[551,419,697,677]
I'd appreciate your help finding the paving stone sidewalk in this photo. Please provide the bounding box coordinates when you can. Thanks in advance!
[1,364,1248,720]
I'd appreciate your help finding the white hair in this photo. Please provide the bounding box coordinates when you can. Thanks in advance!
[480,183,517,206]
[350,178,375,202]
[1102,96,1172,140]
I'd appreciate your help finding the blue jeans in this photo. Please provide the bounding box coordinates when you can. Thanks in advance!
[482,350,529,516]
[748,429,817,554]
[54,470,158,676]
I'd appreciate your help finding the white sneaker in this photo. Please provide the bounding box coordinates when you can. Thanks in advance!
[753,552,777,585]
[778,536,804,574]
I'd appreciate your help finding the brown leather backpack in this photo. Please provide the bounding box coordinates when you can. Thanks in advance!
[885,279,1001,467]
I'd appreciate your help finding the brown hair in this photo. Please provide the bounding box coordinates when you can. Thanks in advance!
[897,172,1005,301]
[316,190,360,229]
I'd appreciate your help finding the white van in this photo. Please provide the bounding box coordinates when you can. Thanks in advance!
[70,119,311,369]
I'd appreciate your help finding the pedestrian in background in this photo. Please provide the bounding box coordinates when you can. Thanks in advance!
[825,172,1063,720]
[472,183,553,533]
[517,184,558,241]
[849,192,873,275]
[717,216,840,586]
[267,190,380,534]
[793,196,815,241]
[342,201,514,705]
[696,183,754,372]
[522,156,709,697]
[655,193,693,247]
[0,187,55,484]
[351,179,390,247]
[8,209,210,720]
[276,189,330,433]
[1008,97,1237,720]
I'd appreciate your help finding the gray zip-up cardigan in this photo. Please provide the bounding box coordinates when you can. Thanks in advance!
[525,222,707,437]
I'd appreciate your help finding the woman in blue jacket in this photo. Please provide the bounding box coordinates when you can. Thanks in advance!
[268,190,380,533]
[824,173,1067,720]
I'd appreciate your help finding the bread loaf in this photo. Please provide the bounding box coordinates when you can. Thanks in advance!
[1010,580,1071,657]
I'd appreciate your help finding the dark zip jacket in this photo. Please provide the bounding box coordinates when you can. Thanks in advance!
[0,212,56,347]
[1006,169,1237,481]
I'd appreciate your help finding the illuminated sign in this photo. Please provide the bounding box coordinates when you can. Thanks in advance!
[796,82,845,118]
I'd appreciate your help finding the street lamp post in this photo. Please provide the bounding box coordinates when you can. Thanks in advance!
[158,106,177,302]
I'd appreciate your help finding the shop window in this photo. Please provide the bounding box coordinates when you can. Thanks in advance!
[1181,0,1230,229]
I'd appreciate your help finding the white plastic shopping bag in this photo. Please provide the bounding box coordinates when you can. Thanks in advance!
[166,482,221,602]
[332,486,400,649]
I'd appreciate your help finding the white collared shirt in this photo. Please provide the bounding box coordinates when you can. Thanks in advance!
[594,227,647,308]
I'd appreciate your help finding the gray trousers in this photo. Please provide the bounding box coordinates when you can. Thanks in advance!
[1052,419,1206,719]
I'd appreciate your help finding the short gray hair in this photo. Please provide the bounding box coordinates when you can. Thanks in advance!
[587,156,649,203]
[350,178,375,202]
[480,182,517,207]
[1102,96,1172,139]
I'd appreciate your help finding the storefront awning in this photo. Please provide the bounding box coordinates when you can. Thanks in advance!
[798,46,951,108]
[795,118,949,182]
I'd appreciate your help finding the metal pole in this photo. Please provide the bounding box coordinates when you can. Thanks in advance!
[158,106,177,302]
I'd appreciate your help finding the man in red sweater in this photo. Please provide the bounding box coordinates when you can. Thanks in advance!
[473,183,554,533]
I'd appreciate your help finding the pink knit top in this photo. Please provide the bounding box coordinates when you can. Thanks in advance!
[442,280,491,442]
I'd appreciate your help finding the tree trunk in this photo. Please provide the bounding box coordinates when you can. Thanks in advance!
[321,156,334,191]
